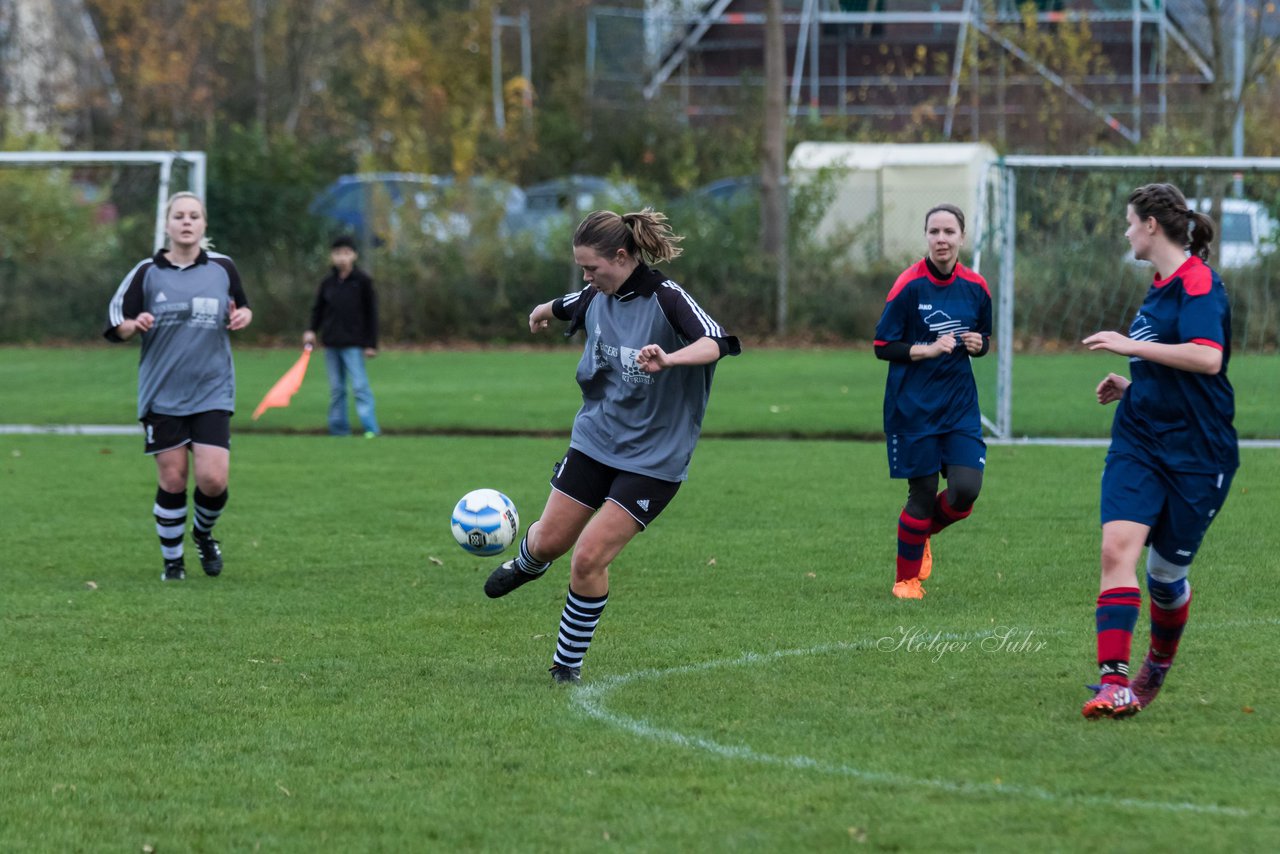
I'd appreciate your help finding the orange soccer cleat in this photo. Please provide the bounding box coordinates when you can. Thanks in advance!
[1082,683,1141,719]
[918,538,933,580]
[892,578,926,599]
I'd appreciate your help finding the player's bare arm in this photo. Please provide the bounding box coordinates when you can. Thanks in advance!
[959,331,985,354]
[116,312,155,340]
[912,332,956,360]
[636,336,721,373]
[528,300,556,333]
[227,300,252,331]
[1095,372,1130,405]
[1083,331,1221,375]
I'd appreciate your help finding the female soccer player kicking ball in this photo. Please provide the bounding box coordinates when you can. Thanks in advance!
[482,208,740,683]
[1081,183,1237,718]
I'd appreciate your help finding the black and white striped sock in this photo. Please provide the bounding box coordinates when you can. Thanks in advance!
[154,487,186,561]
[192,487,227,538]
[552,588,608,670]
[514,535,551,575]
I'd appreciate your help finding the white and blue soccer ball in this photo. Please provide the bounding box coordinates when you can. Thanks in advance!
[450,489,520,556]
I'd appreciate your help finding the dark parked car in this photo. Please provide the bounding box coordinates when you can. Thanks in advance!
[309,173,526,246]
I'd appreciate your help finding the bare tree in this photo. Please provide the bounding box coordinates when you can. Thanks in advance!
[0,0,12,138]
[1194,1,1279,260]
[1203,0,1280,159]
[252,0,268,134]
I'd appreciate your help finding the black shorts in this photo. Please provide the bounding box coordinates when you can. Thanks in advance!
[142,410,232,455]
[550,447,681,530]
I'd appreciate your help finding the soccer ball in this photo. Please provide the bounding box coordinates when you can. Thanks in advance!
[450,489,520,557]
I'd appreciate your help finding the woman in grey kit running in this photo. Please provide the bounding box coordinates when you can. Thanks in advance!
[104,192,253,581]
[484,208,741,683]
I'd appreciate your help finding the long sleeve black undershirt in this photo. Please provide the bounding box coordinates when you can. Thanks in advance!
[874,258,989,362]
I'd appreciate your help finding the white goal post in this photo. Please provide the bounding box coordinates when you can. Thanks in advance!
[0,150,206,252]
[976,154,1280,443]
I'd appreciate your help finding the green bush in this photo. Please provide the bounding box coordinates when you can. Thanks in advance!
[0,144,136,343]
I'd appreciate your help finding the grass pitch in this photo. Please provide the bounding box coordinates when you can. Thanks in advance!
[3,345,1278,439]
[2,431,1278,851]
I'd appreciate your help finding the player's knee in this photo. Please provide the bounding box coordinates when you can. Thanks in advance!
[1100,538,1138,573]
[158,472,187,493]
[198,475,228,496]
[569,549,608,582]
[948,486,980,513]
[1147,547,1191,608]
[946,467,983,511]
[904,476,938,519]
[527,520,573,561]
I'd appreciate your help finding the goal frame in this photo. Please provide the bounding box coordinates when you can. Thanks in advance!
[0,150,206,253]
[976,154,1280,443]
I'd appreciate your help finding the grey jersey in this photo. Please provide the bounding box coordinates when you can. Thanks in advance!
[104,250,249,420]
[553,265,740,482]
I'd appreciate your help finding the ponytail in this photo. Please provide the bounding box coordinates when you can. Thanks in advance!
[573,207,684,264]
[1128,183,1214,261]
[1186,210,1215,261]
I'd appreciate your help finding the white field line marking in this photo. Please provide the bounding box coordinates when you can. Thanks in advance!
[570,634,1252,818]
[4,425,1280,449]
[0,424,141,435]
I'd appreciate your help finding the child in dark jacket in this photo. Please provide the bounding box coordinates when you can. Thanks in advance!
[303,235,381,437]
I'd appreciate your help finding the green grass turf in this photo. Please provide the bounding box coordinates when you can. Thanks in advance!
[2,345,1277,438]
[2,435,1278,850]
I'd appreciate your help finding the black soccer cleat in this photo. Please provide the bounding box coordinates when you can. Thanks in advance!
[192,533,223,577]
[484,559,546,599]
[549,663,582,684]
[162,558,186,581]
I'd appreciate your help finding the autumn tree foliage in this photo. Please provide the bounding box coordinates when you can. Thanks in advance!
[83,0,562,180]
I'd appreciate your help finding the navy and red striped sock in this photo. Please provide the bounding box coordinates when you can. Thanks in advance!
[1152,588,1187,660]
[1096,586,1142,685]
[929,490,971,535]
[896,511,931,582]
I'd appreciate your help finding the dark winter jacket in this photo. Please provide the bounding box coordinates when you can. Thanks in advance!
[308,266,378,349]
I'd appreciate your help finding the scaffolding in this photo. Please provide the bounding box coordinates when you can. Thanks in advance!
[590,1,1222,144]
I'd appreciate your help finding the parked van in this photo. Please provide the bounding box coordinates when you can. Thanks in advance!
[1188,198,1278,268]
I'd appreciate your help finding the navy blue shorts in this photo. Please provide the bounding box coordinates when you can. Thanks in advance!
[1100,452,1235,566]
[550,447,681,530]
[886,430,986,479]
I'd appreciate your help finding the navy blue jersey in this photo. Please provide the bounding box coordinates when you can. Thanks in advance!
[1109,256,1237,474]
[874,259,992,435]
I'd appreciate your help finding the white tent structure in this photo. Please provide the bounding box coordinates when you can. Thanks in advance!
[787,142,995,263]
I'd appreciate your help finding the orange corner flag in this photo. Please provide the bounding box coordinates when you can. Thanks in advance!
[252,346,313,420]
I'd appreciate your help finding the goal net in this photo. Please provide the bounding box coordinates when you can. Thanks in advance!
[0,150,205,343]
[974,156,1280,444]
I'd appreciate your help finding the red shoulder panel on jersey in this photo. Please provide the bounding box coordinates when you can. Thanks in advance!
[885,259,926,302]
[1180,257,1213,296]
[955,263,992,297]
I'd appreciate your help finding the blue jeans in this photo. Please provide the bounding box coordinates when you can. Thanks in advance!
[325,347,380,436]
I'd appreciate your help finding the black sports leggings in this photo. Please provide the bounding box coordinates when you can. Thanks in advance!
[904,466,983,520]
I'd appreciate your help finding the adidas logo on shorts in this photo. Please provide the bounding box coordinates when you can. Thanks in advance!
[636,499,650,512]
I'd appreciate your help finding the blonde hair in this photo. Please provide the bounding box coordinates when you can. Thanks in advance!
[165,191,214,250]
[573,207,684,264]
